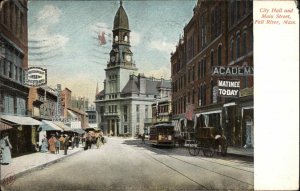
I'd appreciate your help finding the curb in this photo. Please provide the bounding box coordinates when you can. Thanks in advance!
[0,148,84,184]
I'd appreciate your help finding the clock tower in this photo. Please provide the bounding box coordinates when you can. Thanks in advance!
[108,0,135,69]
[105,0,137,98]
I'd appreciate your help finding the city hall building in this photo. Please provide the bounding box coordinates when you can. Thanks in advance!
[95,1,171,137]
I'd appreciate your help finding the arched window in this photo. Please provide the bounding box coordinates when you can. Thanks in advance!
[218,45,222,66]
[114,35,118,42]
[124,35,128,42]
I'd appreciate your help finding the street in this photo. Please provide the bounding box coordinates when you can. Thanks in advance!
[3,138,253,191]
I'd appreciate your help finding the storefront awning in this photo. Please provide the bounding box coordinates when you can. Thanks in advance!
[72,128,86,134]
[41,120,63,131]
[1,114,42,126]
[196,110,222,117]
[52,121,72,131]
[0,121,13,131]
[67,109,78,119]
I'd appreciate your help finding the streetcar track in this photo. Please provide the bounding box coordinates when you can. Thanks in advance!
[147,143,253,173]
[138,143,254,187]
[141,146,209,190]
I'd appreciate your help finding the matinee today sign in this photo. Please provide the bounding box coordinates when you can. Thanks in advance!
[212,66,253,98]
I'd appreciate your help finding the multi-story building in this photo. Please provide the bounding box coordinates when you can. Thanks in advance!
[95,1,171,137]
[171,0,253,148]
[0,0,42,157]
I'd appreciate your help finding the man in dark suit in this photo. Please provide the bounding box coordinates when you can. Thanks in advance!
[64,134,69,155]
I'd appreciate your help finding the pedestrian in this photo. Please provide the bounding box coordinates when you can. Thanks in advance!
[141,133,145,144]
[59,134,65,150]
[96,136,101,149]
[55,136,60,154]
[0,132,12,165]
[64,134,69,155]
[48,134,57,154]
[75,135,79,148]
[40,135,48,153]
[71,135,75,149]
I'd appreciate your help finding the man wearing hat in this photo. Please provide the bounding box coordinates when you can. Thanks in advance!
[63,134,69,155]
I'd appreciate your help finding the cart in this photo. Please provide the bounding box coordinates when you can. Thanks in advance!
[187,127,228,157]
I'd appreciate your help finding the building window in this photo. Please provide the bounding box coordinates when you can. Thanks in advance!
[203,84,206,106]
[4,95,14,114]
[211,8,216,39]
[192,65,195,81]
[218,45,222,66]
[210,50,214,68]
[124,125,128,133]
[123,105,128,122]
[145,105,148,118]
[15,65,18,80]
[230,39,234,61]
[236,0,241,20]
[242,32,247,55]
[236,35,240,59]
[203,57,206,77]
[198,86,201,106]
[8,62,13,78]
[210,80,214,104]
[197,61,201,80]
[249,26,253,51]
[136,105,140,122]
[242,0,247,15]
[230,1,235,26]
[192,89,195,104]
[200,13,207,47]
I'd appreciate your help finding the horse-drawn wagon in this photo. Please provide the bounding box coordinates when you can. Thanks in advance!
[187,127,227,157]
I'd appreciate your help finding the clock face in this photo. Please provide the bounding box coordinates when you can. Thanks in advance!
[110,56,115,62]
[125,55,131,62]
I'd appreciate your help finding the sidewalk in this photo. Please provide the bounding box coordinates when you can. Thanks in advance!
[0,147,83,182]
[227,146,254,158]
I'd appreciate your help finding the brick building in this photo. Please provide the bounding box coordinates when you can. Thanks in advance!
[171,0,253,147]
[0,0,42,157]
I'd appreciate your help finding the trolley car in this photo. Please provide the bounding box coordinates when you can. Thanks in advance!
[149,123,175,147]
[187,127,228,157]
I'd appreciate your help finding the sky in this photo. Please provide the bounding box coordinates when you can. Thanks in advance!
[28,0,196,105]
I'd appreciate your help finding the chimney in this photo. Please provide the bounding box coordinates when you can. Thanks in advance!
[138,73,146,94]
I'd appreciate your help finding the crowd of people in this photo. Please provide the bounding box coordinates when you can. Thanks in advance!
[40,134,82,155]
[0,131,106,165]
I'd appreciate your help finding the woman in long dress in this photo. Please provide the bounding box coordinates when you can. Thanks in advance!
[40,135,48,153]
[0,132,12,165]
[48,135,56,154]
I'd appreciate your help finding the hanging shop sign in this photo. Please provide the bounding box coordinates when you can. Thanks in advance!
[212,66,253,76]
[25,67,47,86]
[218,79,240,98]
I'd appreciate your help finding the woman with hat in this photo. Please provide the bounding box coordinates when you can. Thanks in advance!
[0,132,12,165]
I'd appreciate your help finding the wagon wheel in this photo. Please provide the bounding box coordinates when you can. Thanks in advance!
[202,140,215,157]
[188,140,200,156]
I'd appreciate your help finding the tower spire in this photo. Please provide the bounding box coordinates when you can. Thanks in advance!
[120,0,123,6]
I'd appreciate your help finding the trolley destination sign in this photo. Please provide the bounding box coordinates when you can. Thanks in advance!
[212,66,253,76]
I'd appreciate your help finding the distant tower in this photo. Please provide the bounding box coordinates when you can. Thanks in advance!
[96,81,99,96]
